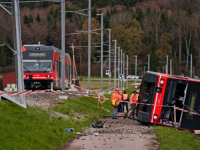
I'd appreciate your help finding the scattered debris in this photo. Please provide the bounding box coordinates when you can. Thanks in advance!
[91,120,104,128]
[93,132,99,136]
[65,128,74,133]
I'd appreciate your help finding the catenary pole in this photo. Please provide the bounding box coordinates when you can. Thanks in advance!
[108,29,111,94]
[13,0,26,106]
[118,47,120,88]
[100,13,103,92]
[134,55,137,84]
[61,0,65,92]
[121,49,122,90]
[123,53,125,90]
[126,55,128,88]
[166,55,168,74]
[113,40,117,90]
[148,54,150,71]
[88,0,91,93]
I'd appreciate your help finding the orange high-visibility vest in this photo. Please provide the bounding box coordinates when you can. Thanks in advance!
[123,94,128,100]
[111,92,121,101]
[111,91,121,107]
[130,93,138,104]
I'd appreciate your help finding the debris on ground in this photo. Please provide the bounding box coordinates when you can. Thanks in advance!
[63,112,159,150]
[92,120,105,128]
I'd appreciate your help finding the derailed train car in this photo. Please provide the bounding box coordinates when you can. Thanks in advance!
[22,45,71,90]
[137,71,200,131]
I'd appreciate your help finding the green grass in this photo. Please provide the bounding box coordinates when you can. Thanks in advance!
[53,96,113,119]
[0,94,113,150]
[154,126,200,150]
[80,80,137,90]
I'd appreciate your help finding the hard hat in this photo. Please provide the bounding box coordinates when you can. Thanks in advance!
[115,88,120,92]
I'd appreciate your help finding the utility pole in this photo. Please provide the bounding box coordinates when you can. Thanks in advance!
[148,54,150,71]
[108,29,111,94]
[126,55,128,88]
[166,55,168,74]
[190,54,192,78]
[170,59,172,75]
[118,47,120,88]
[121,49,122,90]
[88,0,91,93]
[113,40,117,90]
[13,0,26,106]
[61,0,65,92]
[123,53,125,90]
[133,55,137,84]
[11,0,17,87]
[97,13,104,92]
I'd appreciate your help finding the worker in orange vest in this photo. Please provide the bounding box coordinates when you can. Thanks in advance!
[128,90,138,119]
[122,91,129,112]
[111,88,122,119]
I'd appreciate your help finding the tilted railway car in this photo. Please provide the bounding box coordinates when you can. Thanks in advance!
[137,71,200,131]
[22,45,71,90]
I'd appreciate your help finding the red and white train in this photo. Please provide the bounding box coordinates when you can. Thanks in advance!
[22,45,71,89]
[137,71,200,131]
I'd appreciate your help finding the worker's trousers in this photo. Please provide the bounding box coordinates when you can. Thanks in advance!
[113,107,118,119]
[129,103,136,118]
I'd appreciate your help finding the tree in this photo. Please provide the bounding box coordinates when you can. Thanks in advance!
[110,10,134,28]
[182,15,198,69]
[82,17,101,62]
[156,33,174,60]
[36,14,41,23]
[23,14,28,24]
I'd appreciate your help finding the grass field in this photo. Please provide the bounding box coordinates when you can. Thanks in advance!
[0,94,113,150]
[79,79,138,90]
[154,126,200,150]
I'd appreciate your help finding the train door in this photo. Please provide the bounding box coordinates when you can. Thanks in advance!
[57,58,61,85]
[161,79,188,127]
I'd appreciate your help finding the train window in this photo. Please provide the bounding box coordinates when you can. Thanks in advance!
[23,60,52,73]
[187,92,197,119]
[53,61,55,71]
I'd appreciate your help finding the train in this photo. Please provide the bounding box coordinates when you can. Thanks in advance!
[22,44,71,90]
[137,71,200,131]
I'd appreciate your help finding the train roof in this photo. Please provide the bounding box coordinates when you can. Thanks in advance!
[146,71,200,83]
[23,45,71,58]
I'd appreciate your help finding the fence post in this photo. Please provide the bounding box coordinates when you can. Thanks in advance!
[174,105,176,130]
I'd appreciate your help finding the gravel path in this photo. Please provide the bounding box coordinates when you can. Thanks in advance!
[62,112,159,150]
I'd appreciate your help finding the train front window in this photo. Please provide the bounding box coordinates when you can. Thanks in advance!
[140,81,152,103]
[23,60,52,73]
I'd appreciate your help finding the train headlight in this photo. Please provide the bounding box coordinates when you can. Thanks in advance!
[153,114,158,121]
[46,75,51,78]
[24,75,27,78]
[160,78,164,86]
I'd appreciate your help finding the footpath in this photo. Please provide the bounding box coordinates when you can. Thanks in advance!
[62,112,159,150]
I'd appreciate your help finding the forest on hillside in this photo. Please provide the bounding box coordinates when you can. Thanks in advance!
[0,0,200,77]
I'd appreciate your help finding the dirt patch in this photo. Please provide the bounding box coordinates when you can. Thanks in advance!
[62,112,159,150]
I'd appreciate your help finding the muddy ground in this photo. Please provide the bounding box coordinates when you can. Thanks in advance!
[62,112,159,150]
